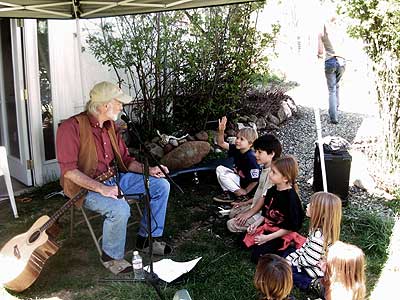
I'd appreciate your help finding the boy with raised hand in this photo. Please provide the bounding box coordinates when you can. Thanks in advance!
[213,116,260,204]
[227,134,282,232]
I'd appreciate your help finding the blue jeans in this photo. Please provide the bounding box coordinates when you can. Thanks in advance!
[291,266,313,290]
[325,57,345,122]
[84,173,170,259]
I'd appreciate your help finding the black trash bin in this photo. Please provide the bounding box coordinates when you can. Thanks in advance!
[313,143,352,203]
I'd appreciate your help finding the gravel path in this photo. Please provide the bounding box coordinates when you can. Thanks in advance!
[265,105,394,217]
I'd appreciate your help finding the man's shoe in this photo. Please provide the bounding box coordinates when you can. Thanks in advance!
[213,192,233,203]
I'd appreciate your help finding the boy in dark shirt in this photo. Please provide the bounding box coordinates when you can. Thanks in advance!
[213,116,260,203]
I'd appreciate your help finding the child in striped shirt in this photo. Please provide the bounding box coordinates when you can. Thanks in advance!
[286,192,342,295]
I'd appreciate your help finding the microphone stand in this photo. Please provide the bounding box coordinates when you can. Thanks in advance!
[100,111,183,300]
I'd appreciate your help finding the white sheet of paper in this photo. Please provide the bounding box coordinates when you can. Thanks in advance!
[144,257,202,283]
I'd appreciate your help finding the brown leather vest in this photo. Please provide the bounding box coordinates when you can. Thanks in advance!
[60,112,128,207]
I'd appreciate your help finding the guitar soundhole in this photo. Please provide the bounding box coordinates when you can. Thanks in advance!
[29,231,41,243]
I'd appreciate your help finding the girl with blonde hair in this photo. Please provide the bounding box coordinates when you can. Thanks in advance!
[325,241,366,300]
[254,254,294,300]
[286,192,342,295]
[244,156,305,263]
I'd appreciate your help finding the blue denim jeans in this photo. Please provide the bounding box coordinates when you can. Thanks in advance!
[291,265,313,290]
[325,57,346,122]
[84,173,170,259]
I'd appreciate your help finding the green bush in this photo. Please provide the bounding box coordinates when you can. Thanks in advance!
[86,2,279,135]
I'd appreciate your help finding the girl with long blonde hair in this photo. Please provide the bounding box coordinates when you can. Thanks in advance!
[325,241,366,300]
[286,192,342,295]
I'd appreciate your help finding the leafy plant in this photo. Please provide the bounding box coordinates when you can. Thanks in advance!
[340,0,400,172]
[85,2,279,137]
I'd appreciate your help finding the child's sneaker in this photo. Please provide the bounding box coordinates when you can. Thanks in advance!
[213,191,234,203]
[309,278,325,298]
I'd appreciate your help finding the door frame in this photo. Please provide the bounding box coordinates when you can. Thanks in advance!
[0,19,33,186]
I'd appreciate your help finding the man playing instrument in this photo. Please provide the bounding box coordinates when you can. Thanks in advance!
[56,81,171,274]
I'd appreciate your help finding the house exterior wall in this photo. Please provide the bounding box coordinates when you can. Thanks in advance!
[30,20,126,185]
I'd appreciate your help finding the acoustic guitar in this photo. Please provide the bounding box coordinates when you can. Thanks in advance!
[0,170,114,292]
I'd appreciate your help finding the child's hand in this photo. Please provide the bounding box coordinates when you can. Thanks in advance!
[318,259,327,272]
[231,201,245,208]
[235,211,252,226]
[247,223,257,235]
[254,234,270,245]
[218,116,227,132]
[234,188,247,196]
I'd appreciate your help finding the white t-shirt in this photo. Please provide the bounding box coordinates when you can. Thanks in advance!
[251,166,272,208]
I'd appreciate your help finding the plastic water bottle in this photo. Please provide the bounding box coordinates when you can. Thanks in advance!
[132,251,145,280]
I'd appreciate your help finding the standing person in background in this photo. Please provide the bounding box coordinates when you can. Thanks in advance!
[324,241,366,300]
[213,116,260,204]
[318,13,346,124]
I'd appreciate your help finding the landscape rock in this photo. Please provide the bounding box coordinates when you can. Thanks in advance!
[277,101,292,123]
[248,114,258,123]
[286,99,298,114]
[256,117,267,130]
[147,143,164,159]
[160,141,211,170]
[163,143,174,154]
[268,114,280,126]
[169,139,179,147]
[195,131,209,141]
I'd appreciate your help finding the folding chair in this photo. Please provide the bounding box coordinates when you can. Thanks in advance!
[69,193,144,257]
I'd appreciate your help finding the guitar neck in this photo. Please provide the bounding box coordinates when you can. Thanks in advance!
[39,170,114,232]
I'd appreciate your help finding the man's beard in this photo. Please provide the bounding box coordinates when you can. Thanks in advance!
[108,110,121,121]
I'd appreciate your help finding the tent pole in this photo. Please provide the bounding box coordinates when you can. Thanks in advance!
[314,106,328,192]
[75,18,85,107]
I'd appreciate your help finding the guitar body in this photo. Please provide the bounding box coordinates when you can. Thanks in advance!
[0,170,112,292]
[0,215,59,292]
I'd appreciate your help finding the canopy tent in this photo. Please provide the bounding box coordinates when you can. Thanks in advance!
[0,0,329,193]
[0,0,260,19]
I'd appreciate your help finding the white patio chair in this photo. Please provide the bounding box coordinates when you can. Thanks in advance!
[0,146,18,218]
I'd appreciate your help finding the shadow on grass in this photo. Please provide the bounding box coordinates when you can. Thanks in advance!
[0,170,395,300]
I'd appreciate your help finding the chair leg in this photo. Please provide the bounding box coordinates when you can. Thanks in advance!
[4,171,18,218]
[135,202,143,218]
[80,206,102,257]
[70,206,75,238]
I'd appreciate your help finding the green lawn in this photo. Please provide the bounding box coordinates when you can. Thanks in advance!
[0,173,396,300]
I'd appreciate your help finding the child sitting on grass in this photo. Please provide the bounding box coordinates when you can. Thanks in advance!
[324,241,366,300]
[286,192,342,297]
[227,133,282,232]
[244,155,305,263]
[254,254,295,300]
[213,116,260,203]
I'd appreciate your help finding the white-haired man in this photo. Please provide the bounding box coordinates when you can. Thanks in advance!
[56,81,171,274]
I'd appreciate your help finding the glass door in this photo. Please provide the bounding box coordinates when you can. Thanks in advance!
[0,19,33,186]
